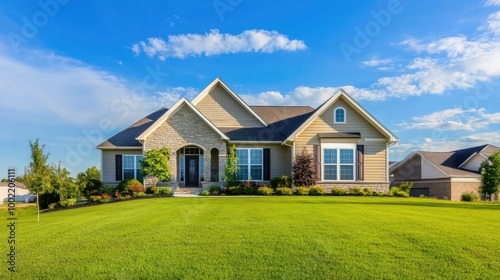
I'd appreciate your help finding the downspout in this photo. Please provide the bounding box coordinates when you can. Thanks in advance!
[282,140,295,178]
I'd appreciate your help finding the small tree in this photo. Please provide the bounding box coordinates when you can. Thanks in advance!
[480,151,500,201]
[24,139,52,222]
[223,144,239,187]
[51,162,79,201]
[76,166,102,196]
[140,147,171,187]
[292,147,316,187]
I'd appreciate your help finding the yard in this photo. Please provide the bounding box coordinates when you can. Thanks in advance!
[2,196,500,279]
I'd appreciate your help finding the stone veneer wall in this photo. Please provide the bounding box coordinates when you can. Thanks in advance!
[143,104,227,188]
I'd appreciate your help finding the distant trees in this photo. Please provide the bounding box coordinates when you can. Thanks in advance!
[480,151,500,201]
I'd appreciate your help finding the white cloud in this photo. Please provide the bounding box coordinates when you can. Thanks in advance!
[399,108,500,131]
[362,58,393,67]
[131,29,307,60]
[240,85,385,107]
[150,87,199,108]
[485,0,500,6]
[460,132,500,142]
[480,11,500,35]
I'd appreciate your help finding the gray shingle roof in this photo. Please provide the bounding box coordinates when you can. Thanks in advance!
[97,108,168,149]
[418,144,500,177]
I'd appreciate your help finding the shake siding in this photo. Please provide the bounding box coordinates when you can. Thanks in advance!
[235,144,291,179]
[295,98,388,182]
[195,84,264,128]
[102,149,142,184]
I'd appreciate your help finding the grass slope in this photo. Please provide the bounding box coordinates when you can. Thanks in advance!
[2,197,500,279]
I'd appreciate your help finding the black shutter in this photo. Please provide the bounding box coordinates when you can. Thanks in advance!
[115,154,122,181]
[314,145,321,181]
[357,145,364,181]
[263,148,271,181]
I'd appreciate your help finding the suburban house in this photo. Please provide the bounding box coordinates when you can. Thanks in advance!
[0,182,34,204]
[97,78,398,192]
[390,144,500,201]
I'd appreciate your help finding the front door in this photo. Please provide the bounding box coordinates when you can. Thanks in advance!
[185,156,199,187]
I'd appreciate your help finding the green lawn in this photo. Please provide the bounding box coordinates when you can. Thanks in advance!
[2,197,500,279]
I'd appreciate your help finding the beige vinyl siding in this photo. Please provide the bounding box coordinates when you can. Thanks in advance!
[195,84,264,128]
[102,149,142,185]
[295,97,388,183]
[234,144,291,179]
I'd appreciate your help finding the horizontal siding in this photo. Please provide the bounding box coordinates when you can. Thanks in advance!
[102,149,142,185]
[234,144,291,179]
[196,84,264,128]
[295,97,388,183]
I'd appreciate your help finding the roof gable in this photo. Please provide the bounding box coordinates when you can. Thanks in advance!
[192,78,267,127]
[136,98,229,141]
[284,89,398,143]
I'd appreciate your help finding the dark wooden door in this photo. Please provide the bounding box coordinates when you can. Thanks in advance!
[185,156,199,187]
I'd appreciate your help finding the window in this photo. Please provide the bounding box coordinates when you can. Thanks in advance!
[334,107,346,124]
[236,148,263,181]
[323,144,355,181]
[123,155,143,181]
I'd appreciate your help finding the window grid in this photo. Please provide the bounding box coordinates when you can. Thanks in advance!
[236,148,263,181]
[334,107,346,123]
[123,155,143,181]
[323,147,355,181]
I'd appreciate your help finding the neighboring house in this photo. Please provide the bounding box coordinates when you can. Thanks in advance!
[97,78,398,191]
[390,144,500,201]
[0,182,34,204]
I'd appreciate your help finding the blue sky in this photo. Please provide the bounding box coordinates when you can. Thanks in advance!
[1,0,500,178]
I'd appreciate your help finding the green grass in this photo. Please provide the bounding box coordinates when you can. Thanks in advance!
[1,197,500,279]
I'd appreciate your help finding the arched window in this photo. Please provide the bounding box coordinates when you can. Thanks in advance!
[334,107,346,124]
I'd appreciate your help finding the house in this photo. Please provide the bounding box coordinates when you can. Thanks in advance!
[390,144,500,201]
[0,182,34,204]
[97,78,398,192]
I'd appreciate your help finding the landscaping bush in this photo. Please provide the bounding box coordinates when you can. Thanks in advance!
[116,179,143,194]
[270,175,291,189]
[99,193,111,203]
[330,187,347,196]
[39,191,60,210]
[257,186,273,195]
[128,184,145,195]
[66,198,77,206]
[349,187,364,196]
[461,192,480,202]
[362,188,374,196]
[240,181,260,195]
[398,182,413,193]
[388,187,409,197]
[209,185,221,195]
[226,186,242,195]
[275,187,293,195]
[83,179,104,197]
[200,190,210,196]
[309,186,326,196]
[374,191,385,196]
[48,202,58,210]
[151,187,172,196]
[100,186,115,196]
[295,186,310,195]
[133,192,147,198]
[89,195,101,202]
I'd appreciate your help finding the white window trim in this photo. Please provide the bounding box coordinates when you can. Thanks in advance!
[123,155,143,180]
[334,107,346,124]
[322,143,356,181]
[236,148,263,181]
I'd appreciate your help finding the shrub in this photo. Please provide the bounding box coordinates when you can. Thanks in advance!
[116,179,143,194]
[330,187,347,196]
[309,186,325,196]
[200,190,210,196]
[39,191,60,210]
[209,185,221,195]
[66,198,77,206]
[89,195,101,202]
[388,187,409,197]
[150,187,172,196]
[295,186,310,195]
[99,193,111,203]
[398,182,413,193]
[270,175,291,189]
[48,202,58,210]
[240,181,260,195]
[362,188,374,196]
[227,186,241,195]
[275,187,293,195]
[100,186,115,196]
[292,148,316,187]
[349,187,364,196]
[133,192,147,198]
[128,184,144,195]
[257,186,273,195]
[461,192,479,202]
[374,191,385,196]
[83,179,104,197]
